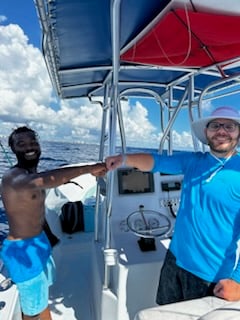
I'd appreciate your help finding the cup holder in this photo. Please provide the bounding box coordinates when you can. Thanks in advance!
[0,301,6,310]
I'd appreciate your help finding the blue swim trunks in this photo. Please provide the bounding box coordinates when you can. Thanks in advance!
[1,231,56,316]
[1,231,52,282]
[18,255,55,316]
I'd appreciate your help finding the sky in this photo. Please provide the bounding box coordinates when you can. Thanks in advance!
[0,1,240,150]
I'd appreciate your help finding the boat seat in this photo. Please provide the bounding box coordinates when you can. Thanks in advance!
[134,296,240,320]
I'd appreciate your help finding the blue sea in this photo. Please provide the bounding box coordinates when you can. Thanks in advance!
[0,140,156,244]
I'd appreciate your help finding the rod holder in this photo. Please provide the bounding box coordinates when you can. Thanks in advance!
[104,248,118,266]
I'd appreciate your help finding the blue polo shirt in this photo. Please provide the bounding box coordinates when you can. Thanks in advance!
[152,151,240,283]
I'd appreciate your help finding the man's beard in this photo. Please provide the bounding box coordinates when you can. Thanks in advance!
[208,140,238,155]
[15,151,41,170]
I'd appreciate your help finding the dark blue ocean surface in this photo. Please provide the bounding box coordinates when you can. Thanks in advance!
[0,140,157,243]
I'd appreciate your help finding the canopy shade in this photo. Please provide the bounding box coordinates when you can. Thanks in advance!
[121,9,240,67]
[35,0,240,101]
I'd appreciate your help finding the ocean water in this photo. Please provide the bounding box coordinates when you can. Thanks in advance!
[0,140,102,176]
[0,140,157,243]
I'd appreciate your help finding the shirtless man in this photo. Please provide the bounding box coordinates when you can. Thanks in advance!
[0,126,106,320]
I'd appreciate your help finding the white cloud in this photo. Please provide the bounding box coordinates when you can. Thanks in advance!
[0,23,194,151]
[117,100,194,149]
[119,100,159,147]
[0,24,54,129]
[172,130,193,150]
[0,24,104,143]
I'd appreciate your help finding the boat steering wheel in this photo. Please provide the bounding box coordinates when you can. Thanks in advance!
[126,205,171,238]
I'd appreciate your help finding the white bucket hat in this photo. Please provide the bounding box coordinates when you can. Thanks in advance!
[191,106,240,144]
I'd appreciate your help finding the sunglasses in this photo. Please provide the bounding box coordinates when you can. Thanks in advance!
[206,121,239,133]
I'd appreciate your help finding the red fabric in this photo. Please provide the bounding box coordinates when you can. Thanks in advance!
[120,9,240,67]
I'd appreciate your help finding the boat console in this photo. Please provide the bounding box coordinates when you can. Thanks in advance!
[111,167,183,241]
[95,167,183,320]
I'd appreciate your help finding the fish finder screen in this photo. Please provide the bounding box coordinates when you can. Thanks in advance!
[118,168,154,194]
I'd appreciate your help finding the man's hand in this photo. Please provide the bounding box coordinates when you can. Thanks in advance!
[91,163,107,177]
[105,154,123,171]
[214,279,240,301]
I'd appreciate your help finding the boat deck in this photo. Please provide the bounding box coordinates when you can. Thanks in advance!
[50,231,95,320]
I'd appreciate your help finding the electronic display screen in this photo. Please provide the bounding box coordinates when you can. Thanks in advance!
[118,168,154,194]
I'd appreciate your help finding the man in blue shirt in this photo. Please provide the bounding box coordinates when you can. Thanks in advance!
[106,106,240,304]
